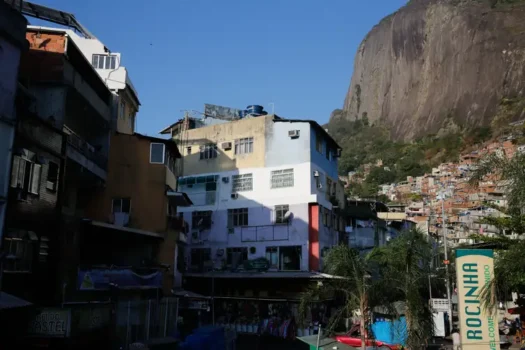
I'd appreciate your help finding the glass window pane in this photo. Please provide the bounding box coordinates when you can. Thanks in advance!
[92,55,99,68]
[98,56,105,69]
[105,55,111,69]
[111,56,116,69]
[150,143,165,163]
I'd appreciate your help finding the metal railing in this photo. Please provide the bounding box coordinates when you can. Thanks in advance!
[63,125,108,170]
[240,224,289,242]
[115,298,178,349]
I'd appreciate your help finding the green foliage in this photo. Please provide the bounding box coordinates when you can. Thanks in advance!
[370,229,435,349]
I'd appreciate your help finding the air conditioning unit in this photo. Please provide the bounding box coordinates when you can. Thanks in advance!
[191,229,201,242]
[317,183,323,189]
[222,177,230,183]
[222,142,232,150]
[231,193,239,199]
[313,170,320,177]
[46,181,57,191]
[288,130,300,138]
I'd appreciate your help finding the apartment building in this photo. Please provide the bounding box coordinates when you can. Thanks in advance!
[0,0,27,244]
[162,107,345,274]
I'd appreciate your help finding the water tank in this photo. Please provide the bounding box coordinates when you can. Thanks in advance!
[246,105,265,116]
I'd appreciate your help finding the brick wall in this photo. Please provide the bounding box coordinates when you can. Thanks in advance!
[19,32,66,82]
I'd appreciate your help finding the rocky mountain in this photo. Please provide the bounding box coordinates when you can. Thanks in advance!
[331,0,525,140]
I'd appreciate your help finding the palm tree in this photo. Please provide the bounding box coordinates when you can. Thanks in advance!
[470,151,525,309]
[371,228,435,350]
[299,245,377,350]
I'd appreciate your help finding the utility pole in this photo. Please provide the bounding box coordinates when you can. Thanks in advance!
[441,196,453,334]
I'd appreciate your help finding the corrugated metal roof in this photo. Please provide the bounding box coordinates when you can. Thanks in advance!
[183,271,341,279]
[0,292,32,310]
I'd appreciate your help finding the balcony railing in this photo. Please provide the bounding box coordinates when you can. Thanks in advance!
[63,125,107,170]
[239,224,290,242]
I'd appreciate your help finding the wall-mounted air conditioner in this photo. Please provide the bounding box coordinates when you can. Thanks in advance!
[231,193,238,200]
[222,177,230,183]
[288,130,300,138]
[222,142,232,150]
[313,171,320,177]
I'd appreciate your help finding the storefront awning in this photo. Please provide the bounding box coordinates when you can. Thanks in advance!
[0,292,32,310]
[167,191,193,207]
[89,220,164,239]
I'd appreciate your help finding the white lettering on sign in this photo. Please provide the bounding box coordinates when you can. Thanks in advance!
[28,310,70,337]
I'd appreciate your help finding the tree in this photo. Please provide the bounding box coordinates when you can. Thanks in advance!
[370,229,435,349]
[299,246,380,350]
[470,151,525,216]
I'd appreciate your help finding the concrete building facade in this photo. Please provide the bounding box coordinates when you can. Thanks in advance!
[161,112,345,275]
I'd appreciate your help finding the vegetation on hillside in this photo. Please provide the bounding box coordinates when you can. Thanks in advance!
[327,110,495,198]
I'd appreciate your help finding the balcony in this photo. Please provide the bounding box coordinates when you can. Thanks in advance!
[63,125,107,180]
[239,224,290,242]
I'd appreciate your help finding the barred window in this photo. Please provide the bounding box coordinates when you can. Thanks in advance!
[232,173,253,192]
[275,205,289,224]
[234,137,253,155]
[199,144,218,160]
[270,168,294,189]
[228,208,248,227]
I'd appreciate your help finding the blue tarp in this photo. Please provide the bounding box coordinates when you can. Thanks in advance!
[371,317,408,346]
[77,269,162,290]
[180,326,225,350]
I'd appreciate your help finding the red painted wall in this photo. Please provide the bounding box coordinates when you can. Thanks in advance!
[308,204,320,271]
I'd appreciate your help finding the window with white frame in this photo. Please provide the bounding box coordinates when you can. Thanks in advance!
[265,247,279,269]
[228,208,248,227]
[92,54,117,70]
[274,205,289,224]
[3,229,38,272]
[10,152,42,197]
[232,173,253,192]
[199,144,218,160]
[150,143,165,164]
[234,137,253,155]
[270,168,294,189]
[112,198,131,213]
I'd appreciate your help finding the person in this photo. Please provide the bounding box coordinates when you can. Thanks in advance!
[451,328,461,350]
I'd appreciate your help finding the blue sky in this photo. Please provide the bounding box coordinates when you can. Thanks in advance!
[29,0,406,136]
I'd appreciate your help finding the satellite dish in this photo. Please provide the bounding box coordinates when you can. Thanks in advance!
[283,211,293,221]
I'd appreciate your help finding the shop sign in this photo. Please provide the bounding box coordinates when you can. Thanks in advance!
[456,249,500,350]
[28,308,71,337]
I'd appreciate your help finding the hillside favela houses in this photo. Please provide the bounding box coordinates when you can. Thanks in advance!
[159,104,347,339]
[0,4,191,348]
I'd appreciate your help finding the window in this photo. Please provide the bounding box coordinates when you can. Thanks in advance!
[228,208,248,227]
[192,211,212,229]
[3,229,38,272]
[325,145,331,160]
[226,247,248,266]
[265,247,279,269]
[112,198,131,213]
[232,173,253,192]
[316,132,323,153]
[92,54,117,70]
[10,154,42,196]
[150,143,165,164]
[46,161,59,192]
[326,178,333,195]
[271,168,294,189]
[190,248,211,269]
[119,101,126,119]
[199,144,218,160]
[275,205,289,224]
[234,137,253,155]
[280,246,302,271]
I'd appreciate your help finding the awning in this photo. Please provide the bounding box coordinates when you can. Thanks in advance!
[297,335,357,350]
[172,289,210,299]
[0,292,32,310]
[89,220,164,239]
[167,191,192,207]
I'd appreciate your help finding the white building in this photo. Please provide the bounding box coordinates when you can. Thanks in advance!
[160,107,346,277]
[27,25,140,134]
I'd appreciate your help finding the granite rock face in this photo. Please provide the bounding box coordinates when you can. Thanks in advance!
[333,0,525,140]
